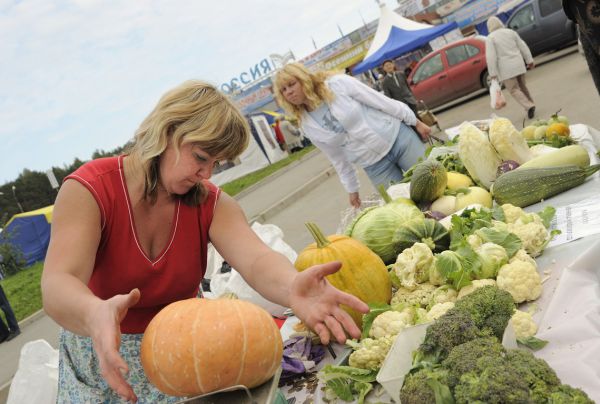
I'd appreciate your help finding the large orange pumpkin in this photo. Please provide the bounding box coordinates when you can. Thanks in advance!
[140,298,283,397]
[294,222,392,327]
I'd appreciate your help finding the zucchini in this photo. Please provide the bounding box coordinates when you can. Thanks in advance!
[492,164,600,207]
[518,144,589,170]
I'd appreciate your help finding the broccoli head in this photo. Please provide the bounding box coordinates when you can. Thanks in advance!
[548,384,595,404]
[416,309,493,364]
[506,348,561,403]
[452,285,515,339]
[454,362,532,404]
[442,337,506,388]
[400,367,452,404]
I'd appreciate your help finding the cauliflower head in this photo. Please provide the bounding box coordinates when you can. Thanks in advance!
[391,283,437,307]
[466,234,483,249]
[428,302,455,321]
[510,309,538,338]
[457,279,497,300]
[496,260,542,303]
[369,309,413,339]
[348,335,396,370]
[393,242,435,290]
[501,204,526,224]
[430,285,458,308]
[508,221,549,257]
[509,248,537,268]
[476,242,508,279]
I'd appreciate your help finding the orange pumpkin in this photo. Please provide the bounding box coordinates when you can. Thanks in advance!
[294,222,392,327]
[140,298,283,397]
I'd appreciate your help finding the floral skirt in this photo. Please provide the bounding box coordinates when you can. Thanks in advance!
[57,329,182,403]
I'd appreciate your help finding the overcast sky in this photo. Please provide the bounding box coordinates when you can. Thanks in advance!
[0,0,399,184]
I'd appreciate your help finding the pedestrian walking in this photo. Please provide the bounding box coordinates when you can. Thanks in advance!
[381,59,419,117]
[41,79,368,403]
[273,62,431,208]
[485,16,536,118]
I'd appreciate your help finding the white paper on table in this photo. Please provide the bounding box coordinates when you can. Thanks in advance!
[547,197,600,248]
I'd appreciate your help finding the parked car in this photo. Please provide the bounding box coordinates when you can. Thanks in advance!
[505,0,577,56]
[407,36,489,109]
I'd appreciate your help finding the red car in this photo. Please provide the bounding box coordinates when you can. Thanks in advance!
[408,36,489,109]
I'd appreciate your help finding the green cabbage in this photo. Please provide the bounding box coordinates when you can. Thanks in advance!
[346,203,423,264]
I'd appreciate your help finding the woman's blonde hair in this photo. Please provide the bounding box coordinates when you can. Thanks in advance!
[273,63,335,121]
[128,80,249,205]
[487,16,505,33]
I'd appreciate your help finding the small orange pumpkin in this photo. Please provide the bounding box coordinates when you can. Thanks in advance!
[294,222,392,327]
[141,298,283,397]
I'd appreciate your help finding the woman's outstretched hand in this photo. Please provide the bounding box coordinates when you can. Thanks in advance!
[89,288,141,403]
[289,261,369,345]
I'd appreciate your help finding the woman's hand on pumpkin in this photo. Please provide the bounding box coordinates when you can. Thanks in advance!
[415,120,431,141]
[89,288,141,403]
[349,192,361,208]
[289,261,369,345]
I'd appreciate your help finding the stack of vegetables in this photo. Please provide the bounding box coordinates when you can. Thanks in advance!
[290,115,599,403]
[405,116,599,213]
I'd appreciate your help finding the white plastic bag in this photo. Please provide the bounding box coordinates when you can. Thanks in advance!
[490,79,506,110]
[207,222,297,317]
[7,340,59,404]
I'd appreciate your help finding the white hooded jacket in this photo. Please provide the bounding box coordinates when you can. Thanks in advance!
[299,74,416,193]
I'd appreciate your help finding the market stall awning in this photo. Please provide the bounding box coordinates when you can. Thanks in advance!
[352,5,458,74]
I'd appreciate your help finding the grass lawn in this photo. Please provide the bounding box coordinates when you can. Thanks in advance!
[1,146,317,324]
[221,146,314,196]
[1,262,43,324]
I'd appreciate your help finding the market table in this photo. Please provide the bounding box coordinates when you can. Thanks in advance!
[277,123,600,403]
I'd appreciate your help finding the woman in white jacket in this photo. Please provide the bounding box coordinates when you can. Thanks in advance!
[273,63,431,208]
[486,16,536,118]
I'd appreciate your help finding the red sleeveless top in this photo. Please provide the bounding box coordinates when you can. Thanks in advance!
[66,155,220,333]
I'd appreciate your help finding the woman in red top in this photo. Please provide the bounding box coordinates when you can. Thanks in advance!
[41,80,368,403]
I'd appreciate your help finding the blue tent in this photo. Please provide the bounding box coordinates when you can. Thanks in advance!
[0,206,53,266]
[353,8,459,74]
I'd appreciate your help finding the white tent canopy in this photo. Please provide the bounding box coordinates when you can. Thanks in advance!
[364,5,433,59]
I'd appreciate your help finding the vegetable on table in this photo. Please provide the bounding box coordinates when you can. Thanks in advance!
[446,171,473,191]
[392,218,450,255]
[430,195,457,217]
[489,117,532,164]
[409,159,448,203]
[518,144,590,170]
[454,186,492,210]
[318,365,378,404]
[458,122,501,189]
[140,297,282,397]
[295,222,391,327]
[389,242,436,290]
[492,164,600,208]
[496,260,542,303]
[345,189,424,264]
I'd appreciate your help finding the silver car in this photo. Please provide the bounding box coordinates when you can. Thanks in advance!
[505,0,577,56]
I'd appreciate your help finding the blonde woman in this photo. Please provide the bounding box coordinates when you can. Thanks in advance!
[486,16,536,118]
[42,80,368,403]
[274,63,431,208]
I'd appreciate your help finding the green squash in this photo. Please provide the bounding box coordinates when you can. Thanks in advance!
[409,160,448,203]
[392,218,450,254]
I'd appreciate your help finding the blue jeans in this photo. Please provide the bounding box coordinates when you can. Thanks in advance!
[363,123,425,189]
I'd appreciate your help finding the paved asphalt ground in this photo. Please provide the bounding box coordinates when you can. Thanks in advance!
[1,45,599,402]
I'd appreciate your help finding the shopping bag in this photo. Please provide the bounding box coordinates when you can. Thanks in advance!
[490,79,506,110]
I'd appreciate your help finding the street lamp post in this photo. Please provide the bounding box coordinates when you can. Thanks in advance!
[11,186,24,213]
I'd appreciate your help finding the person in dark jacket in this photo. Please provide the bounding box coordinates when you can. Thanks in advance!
[562,0,600,95]
[380,59,419,116]
[0,260,21,342]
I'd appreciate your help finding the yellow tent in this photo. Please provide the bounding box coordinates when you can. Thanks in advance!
[5,205,54,228]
